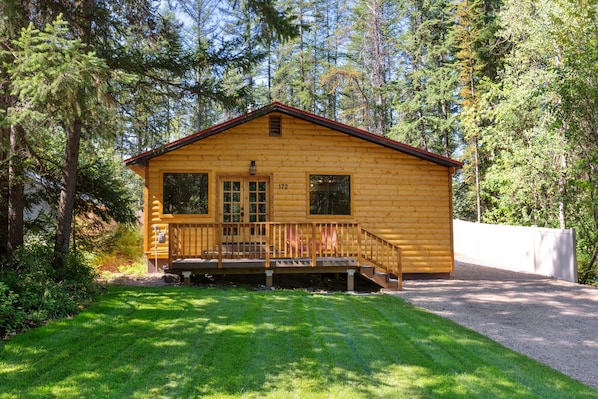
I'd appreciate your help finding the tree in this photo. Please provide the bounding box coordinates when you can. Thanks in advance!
[167,0,299,126]
[0,0,31,261]
[390,0,459,157]
[7,16,112,278]
[479,0,564,228]
[547,0,598,283]
[452,0,505,222]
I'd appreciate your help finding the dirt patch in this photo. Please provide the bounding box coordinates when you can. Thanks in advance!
[99,271,381,292]
[97,273,178,287]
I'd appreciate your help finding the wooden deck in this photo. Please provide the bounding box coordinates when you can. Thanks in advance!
[166,222,402,290]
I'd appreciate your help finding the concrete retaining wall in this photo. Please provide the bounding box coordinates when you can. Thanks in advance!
[453,220,578,283]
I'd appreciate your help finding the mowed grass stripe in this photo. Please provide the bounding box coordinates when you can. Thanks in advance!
[344,295,510,397]
[364,294,572,397]
[0,287,596,399]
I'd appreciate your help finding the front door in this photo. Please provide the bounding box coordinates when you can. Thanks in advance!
[221,177,268,241]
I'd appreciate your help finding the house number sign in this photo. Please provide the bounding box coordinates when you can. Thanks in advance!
[278,183,289,190]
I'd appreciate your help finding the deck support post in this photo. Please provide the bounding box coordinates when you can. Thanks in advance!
[347,269,355,292]
[265,270,274,288]
[182,271,192,286]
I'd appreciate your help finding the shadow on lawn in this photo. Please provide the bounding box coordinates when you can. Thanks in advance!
[1,287,595,398]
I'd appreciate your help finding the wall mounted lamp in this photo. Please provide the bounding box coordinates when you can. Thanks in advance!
[249,160,256,175]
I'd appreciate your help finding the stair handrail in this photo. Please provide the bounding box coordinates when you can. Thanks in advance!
[359,227,403,289]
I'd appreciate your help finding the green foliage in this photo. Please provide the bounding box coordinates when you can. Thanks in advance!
[105,225,144,260]
[5,16,111,128]
[88,223,145,279]
[390,0,459,157]
[0,282,25,337]
[0,242,99,339]
[92,224,144,269]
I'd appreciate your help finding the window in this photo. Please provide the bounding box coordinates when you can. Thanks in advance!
[163,173,208,214]
[309,175,351,215]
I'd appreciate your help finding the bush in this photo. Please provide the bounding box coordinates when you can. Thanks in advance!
[93,224,144,274]
[0,243,100,339]
[0,282,26,336]
[577,252,598,286]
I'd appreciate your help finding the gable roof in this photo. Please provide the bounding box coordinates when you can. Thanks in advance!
[125,102,463,170]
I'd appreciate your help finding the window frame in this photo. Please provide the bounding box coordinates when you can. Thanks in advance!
[307,173,353,217]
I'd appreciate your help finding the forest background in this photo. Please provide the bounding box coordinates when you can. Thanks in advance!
[1,0,598,320]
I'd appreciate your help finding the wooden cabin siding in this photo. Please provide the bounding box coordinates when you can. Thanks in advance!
[143,112,455,273]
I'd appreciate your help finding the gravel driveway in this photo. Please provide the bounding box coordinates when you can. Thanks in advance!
[393,257,598,391]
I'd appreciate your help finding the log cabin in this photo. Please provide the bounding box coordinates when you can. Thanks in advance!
[125,102,462,290]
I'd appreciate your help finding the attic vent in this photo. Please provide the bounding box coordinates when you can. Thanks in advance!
[269,115,282,137]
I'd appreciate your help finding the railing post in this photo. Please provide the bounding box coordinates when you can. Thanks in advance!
[357,224,362,266]
[168,224,173,268]
[397,247,402,290]
[216,224,222,268]
[265,223,271,268]
[311,223,317,267]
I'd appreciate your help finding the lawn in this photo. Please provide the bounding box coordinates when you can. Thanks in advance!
[0,286,596,399]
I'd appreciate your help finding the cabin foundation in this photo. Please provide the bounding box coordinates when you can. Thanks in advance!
[347,269,355,292]
[265,270,274,288]
[182,271,192,286]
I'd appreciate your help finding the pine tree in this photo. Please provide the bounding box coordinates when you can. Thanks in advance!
[452,0,505,222]
[390,0,458,157]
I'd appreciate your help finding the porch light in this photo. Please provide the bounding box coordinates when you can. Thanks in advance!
[249,160,256,175]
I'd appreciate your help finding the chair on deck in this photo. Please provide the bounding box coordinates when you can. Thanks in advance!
[320,226,338,256]
[285,225,338,257]
[285,226,308,257]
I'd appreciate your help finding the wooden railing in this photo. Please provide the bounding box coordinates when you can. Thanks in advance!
[168,222,401,282]
[360,228,402,284]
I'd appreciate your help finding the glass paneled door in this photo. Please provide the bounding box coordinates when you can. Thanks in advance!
[221,177,268,246]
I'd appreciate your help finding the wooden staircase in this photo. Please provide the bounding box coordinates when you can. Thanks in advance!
[359,265,400,290]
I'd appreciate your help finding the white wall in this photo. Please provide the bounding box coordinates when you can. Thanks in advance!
[453,220,578,283]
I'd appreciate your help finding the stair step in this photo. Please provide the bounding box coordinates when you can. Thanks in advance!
[360,265,375,277]
[359,266,400,290]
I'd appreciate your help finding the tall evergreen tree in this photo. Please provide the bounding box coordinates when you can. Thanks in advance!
[452,0,504,222]
[390,0,458,157]
[7,16,113,277]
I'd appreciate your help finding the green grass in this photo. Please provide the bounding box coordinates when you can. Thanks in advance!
[0,287,596,399]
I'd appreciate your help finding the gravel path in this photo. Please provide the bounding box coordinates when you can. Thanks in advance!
[393,257,598,391]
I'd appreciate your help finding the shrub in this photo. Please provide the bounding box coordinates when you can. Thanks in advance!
[0,243,100,339]
[0,282,26,336]
[93,224,144,274]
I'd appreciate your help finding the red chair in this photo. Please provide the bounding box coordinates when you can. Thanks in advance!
[320,226,337,256]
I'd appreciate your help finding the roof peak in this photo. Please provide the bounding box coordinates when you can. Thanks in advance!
[125,102,463,170]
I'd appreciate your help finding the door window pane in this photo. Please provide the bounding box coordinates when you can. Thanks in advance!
[222,180,243,230]
[247,179,267,224]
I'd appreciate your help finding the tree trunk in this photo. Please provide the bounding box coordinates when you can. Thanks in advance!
[53,118,82,280]
[7,123,25,259]
[474,135,481,223]
[0,126,8,258]
[558,151,567,229]
[52,0,93,279]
